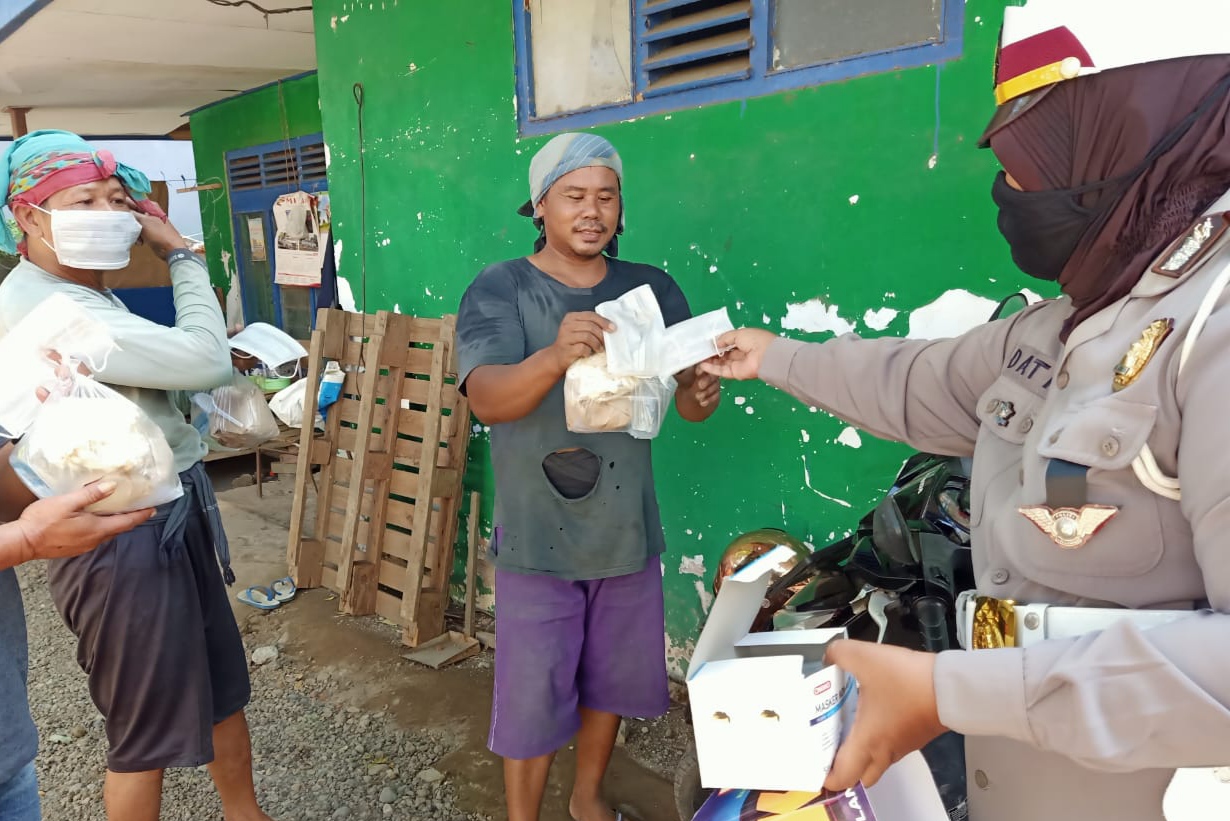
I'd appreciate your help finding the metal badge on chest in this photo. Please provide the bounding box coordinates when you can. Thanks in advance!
[1020,459,1118,549]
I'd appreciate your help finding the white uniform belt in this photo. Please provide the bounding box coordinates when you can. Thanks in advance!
[954,589,1194,650]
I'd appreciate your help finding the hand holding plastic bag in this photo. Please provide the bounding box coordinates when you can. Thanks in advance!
[0,293,117,439]
[564,285,731,438]
[12,367,183,514]
[564,351,676,439]
[192,370,281,450]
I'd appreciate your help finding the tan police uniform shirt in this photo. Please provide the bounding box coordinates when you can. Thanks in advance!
[758,189,1230,821]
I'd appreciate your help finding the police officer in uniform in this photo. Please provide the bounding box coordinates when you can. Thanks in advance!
[704,1,1230,818]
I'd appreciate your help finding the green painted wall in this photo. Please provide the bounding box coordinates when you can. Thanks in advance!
[189,74,323,289]
[311,0,1039,673]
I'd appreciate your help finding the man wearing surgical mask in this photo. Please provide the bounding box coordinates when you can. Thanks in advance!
[0,131,273,821]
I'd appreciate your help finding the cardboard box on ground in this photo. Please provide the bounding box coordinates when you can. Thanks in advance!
[686,545,948,820]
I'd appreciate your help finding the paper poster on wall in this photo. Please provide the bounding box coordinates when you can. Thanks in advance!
[273,190,327,287]
[248,217,267,262]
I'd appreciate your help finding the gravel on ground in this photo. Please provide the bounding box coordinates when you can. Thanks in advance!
[19,560,485,821]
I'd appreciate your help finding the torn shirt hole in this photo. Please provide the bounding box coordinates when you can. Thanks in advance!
[543,448,601,500]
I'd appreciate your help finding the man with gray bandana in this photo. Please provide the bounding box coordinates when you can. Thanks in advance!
[457,133,719,821]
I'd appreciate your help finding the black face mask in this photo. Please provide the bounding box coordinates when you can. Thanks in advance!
[990,171,1121,282]
[991,72,1230,283]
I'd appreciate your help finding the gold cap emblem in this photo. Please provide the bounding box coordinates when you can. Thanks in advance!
[1019,504,1118,549]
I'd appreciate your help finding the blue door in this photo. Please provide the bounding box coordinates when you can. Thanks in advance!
[226,135,328,340]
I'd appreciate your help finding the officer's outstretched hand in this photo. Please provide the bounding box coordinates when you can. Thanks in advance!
[700,328,776,381]
[823,640,948,791]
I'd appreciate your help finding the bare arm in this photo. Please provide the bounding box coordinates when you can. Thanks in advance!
[465,310,613,425]
[466,349,569,425]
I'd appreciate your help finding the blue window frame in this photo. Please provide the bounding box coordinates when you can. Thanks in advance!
[514,0,964,136]
[225,134,327,340]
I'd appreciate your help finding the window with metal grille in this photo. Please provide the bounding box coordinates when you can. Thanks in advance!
[226,139,327,193]
[514,0,963,136]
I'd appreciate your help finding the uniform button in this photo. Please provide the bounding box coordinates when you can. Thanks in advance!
[975,770,990,790]
[1049,430,1063,445]
[1019,417,1033,434]
[984,399,1000,414]
[1056,371,1070,389]
[991,569,1010,585]
[1018,468,1024,484]
[1101,437,1120,457]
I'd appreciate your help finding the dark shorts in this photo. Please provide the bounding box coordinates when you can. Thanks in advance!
[47,485,251,773]
[488,558,669,760]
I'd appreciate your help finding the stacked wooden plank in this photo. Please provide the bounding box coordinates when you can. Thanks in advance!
[286,308,470,647]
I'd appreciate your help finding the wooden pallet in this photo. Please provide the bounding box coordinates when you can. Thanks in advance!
[286,308,391,590]
[285,308,471,647]
[346,312,470,646]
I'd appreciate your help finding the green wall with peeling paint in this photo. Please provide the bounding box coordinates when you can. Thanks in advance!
[189,74,323,290]
[310,0,1033,673]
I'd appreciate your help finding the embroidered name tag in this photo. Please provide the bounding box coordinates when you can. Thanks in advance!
[1003,345,1055,394]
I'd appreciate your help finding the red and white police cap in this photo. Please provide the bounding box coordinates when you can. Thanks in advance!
[980,0,1230,146]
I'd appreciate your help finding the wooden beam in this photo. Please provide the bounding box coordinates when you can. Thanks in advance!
[175,183,223,194]
[166,123,192,141]
[4,107,30,138]
[464,491,480,639]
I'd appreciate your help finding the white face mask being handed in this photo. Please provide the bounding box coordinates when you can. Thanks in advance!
[33,205,144,270]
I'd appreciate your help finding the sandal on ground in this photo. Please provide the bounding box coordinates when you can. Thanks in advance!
[270,576,298,603]
[237,586,280,610]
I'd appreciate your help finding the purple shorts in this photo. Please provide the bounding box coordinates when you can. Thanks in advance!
[488,558,670,760]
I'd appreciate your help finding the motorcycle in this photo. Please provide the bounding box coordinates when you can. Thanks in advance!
[673,293,1029,821]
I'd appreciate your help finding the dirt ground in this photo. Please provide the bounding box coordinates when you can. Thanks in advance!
[211,459,690,821]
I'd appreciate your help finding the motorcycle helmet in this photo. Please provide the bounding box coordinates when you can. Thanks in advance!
[713,528,811,632]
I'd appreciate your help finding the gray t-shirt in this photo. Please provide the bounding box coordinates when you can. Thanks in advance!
[458,257,691,580]
[0,568,37,785]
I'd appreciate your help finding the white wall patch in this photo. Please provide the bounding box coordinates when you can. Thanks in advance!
[837,427,863,449]
[679,554,707,577]
[337,275,357,312]
[782,299,856,336]
[863,307,898,331]
[907,289,997,340]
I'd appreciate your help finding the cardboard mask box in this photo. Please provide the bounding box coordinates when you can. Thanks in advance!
[684,546,952,821]
[686,545,853,792]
